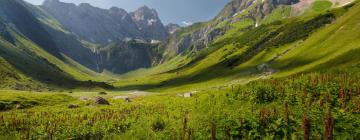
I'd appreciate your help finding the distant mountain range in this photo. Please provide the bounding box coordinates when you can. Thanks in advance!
[42,0,171,44]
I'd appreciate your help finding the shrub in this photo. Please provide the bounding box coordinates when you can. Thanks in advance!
[250,85,277,103]
[98,92,107,95]
[152,118,166,132]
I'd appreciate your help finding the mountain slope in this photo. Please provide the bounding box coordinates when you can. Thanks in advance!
[22,2,100,71]
[0,0,61,57]
[0,0,111,90]
[114,0,359,92]
[41,0,168,44]
[163,0,297,58]
[95,39,164,74]
[163,0,354,60]
[0,0,358,91]
[130,6,168,41]
[0,0,359,139]
[39,0,167,73]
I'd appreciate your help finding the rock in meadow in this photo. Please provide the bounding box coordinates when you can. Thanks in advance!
[113,96,131,102]
[98,91,107,95]
[68,104,79,109]
[93,97,110,105]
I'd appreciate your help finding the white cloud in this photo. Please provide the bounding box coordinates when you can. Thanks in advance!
[181,21,193,26]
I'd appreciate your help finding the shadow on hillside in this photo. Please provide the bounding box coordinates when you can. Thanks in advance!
[114,47,335,91]
[0,40,113,90]
[113,62,253,91]
[44,25,99,71]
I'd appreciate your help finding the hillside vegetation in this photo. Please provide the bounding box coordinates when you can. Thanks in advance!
[0,0,359,139]
[0,0,116,90]
[114,1,359,93]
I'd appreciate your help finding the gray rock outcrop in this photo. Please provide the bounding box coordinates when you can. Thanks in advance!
[93,97,110,105]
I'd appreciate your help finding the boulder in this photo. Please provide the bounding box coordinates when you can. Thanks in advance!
[80,96,89,101]
[15,104,24,109]
[184,93,193,98]
[257,63,269,71]
[93,97,110,105]
[68,104,79,109]
[257,63,277,74]
[98,91,107,95]
[113,96,132,102]
[183,91,198,98]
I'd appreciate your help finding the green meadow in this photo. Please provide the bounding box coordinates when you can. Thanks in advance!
[0,0,360,139]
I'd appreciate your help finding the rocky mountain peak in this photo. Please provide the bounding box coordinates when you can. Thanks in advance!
[130,6,168,41]
[131,6,160,24]
[43,0,60,4]
[109,7,127,14]
[42,0,75,7]
[41,1,168,44]
[136,6,157,14]
[216,0,299,20]
[78,3,92,8]
[109,7,129,19]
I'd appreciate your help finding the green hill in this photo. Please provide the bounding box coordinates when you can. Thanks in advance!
[0,0,111,90]
[0,0,359,139]
[115,1,359,93]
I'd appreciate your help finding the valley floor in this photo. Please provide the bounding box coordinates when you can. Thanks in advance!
[0,0,360,139]
[0,65,359,139]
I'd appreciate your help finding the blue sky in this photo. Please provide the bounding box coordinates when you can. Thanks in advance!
[24,0,231,25]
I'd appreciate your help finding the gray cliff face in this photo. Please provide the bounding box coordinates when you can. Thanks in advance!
[165,24,226,58]
[165,23,181,34]
[130,6,169,42]
[216,0,298,20]
[38,0,167,74]
[95,40,163,74]
[41,0,167,44]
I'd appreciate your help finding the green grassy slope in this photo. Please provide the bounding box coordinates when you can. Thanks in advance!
[22,1,109,78]
[163,0,313,59]
[0,56,359,139]
[0,32,109,90]
[114,1,359,93]
[0,0,112,90]
[271,2,360,76]
[0,90,74,111]
[0,1,359,139]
